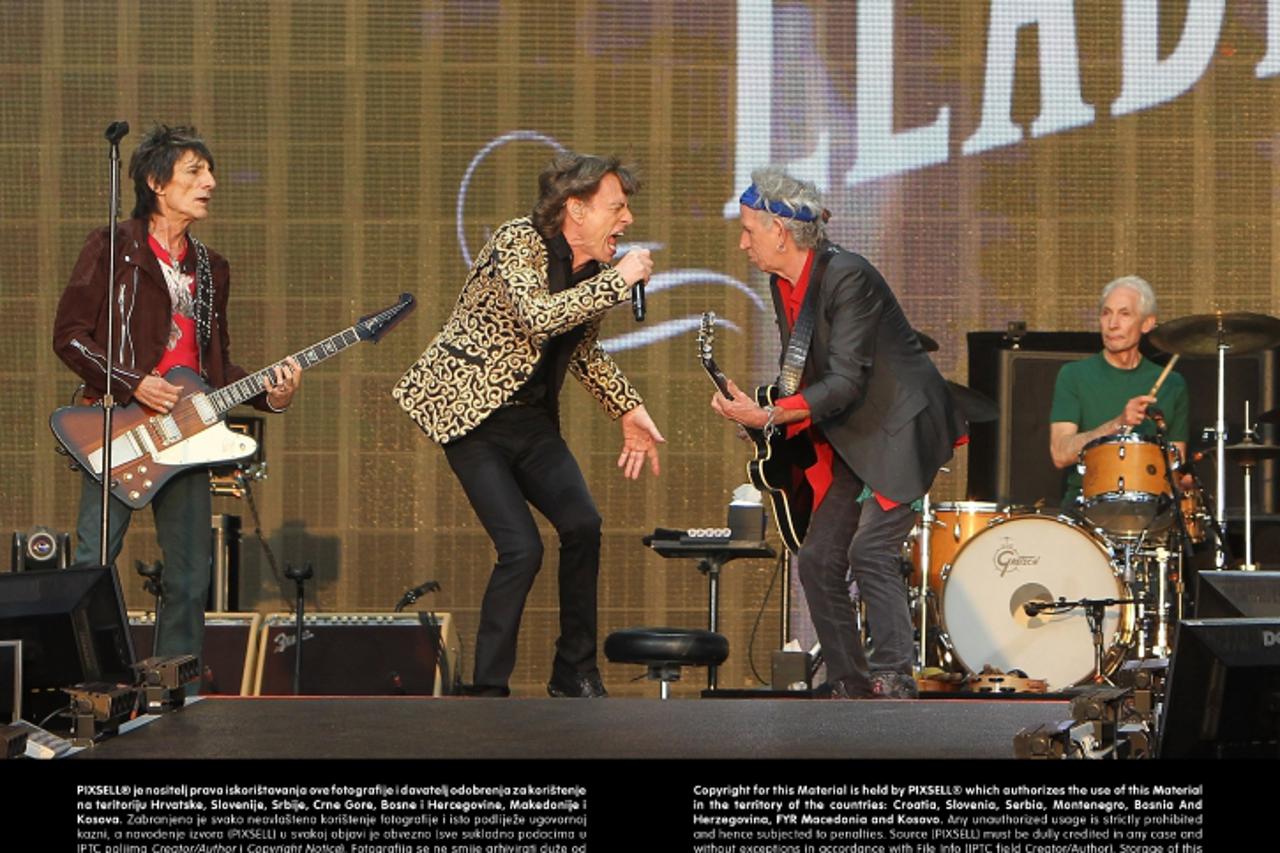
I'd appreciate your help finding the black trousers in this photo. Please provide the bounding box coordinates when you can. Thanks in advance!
[797,455,917,692]
[443,406,602,690]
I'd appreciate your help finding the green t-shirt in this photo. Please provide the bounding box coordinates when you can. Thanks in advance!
[1049,352,1189,504]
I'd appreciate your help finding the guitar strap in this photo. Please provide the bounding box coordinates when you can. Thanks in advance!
[776,244,839,397]
[188,234,215,379]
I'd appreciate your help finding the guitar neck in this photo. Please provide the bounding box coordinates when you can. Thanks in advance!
[207,324,362,414]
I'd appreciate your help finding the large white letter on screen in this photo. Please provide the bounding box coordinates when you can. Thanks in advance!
[1256,0,1280,78]
[961,0,1095,156]
[725,0,774,217]
[1113,0,1225,116]
[846,0,950,186]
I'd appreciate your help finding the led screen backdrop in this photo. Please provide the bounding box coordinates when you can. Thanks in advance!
[2,0,1278,694]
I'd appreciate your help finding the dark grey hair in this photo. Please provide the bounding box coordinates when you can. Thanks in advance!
[746,166,828,249]
[531,152,640,239]
[1101,275,1157,318]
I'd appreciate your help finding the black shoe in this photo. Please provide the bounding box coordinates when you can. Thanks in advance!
[818,675,872,699]
[460,684,510,697]
[547,669,608,698]
[870,672,919,699]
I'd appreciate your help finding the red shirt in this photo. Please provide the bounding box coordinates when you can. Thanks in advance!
[148,235,200,376]
[771,251,842,510]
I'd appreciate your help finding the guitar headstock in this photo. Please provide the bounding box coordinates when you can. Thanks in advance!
[356,293,417,342]
[698,311,717,365]
[697,311,732,399]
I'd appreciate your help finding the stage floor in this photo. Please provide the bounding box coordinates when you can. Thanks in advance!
[69,694,1072,760]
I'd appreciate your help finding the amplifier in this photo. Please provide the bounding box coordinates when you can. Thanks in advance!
[128,611,261,696]
[252,612,459,697]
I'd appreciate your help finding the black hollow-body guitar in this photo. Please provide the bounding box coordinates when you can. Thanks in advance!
[51,293,416,510]
[699,312,815,553]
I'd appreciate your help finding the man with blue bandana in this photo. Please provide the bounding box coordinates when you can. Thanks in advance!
[712,167,965,699]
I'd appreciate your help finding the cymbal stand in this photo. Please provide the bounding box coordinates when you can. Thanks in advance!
[1238,405,1261,571]
[1214,317,1228,568]
[916,490,933,671]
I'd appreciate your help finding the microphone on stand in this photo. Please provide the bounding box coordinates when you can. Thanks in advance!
[395,579,441,612]
[104,121,130,145]
[632,278,646,322]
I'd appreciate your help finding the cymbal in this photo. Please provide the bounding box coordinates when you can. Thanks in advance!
[1148,312,1280,357]
[1207,440,1280,467]
[946,381,999,423]
[1219,441,1280,465]
[915,329,939,352]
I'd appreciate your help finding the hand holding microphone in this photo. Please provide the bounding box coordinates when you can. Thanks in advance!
[615,248,653,322]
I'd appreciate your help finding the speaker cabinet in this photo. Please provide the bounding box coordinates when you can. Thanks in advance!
[128,611,261,696]
[252,612,459,697]
[1195,571,1280,618]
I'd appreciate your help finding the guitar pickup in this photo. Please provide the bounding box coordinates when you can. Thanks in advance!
[192,393,218,425]
[152,414,182,446]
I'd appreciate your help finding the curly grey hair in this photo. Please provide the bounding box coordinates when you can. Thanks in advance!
[745,166,828,249]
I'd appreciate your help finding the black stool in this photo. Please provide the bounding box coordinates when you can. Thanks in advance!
[604,627,729,699]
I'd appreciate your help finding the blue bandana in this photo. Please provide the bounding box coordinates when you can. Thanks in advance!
[739,183,821,223]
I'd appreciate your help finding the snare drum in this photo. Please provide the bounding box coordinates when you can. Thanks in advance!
[1080,433,1173,538]
[939,514,1133,691]
[910,502,1003,595]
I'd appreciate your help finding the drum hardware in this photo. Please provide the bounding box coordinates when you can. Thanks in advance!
[1024,595,1138,687]
[1149,311,1280,568]
[1221,430,1280,571]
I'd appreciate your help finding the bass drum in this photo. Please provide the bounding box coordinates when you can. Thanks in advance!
[939,514,1133,691]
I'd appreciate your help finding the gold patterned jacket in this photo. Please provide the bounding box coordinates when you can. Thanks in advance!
[393,218,644,444]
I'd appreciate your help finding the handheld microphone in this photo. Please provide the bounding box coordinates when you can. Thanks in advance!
[632,278,646,322]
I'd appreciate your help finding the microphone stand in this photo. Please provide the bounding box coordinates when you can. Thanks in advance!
[285,562,313,695]
[1026,596,1136,685]
[97,121,130,566]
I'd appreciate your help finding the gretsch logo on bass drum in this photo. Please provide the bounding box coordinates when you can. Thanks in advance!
[993,537,1040,576]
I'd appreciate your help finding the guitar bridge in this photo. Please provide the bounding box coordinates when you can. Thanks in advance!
[151,414,182,446]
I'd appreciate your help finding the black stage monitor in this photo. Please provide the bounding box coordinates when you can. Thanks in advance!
[1158,618,1280,759]
[0,567,136,725]
[1195,571,1280,618]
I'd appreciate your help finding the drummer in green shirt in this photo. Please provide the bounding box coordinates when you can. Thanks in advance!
[1049,275,1190,508]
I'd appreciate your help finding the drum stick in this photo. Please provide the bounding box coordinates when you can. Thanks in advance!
[1148,354,1180,397]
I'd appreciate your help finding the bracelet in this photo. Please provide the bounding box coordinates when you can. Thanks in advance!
[763,404,777,434]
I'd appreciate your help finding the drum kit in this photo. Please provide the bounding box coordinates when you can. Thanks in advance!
[908,311,1280,692]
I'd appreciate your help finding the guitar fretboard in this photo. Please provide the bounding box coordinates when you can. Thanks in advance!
[207,325,362,415]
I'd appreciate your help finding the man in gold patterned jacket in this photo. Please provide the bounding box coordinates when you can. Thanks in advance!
[394,153,663,698]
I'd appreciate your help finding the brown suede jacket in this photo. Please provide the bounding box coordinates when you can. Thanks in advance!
[52,217,268,410]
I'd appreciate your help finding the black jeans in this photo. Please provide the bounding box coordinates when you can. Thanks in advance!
[443,406,602,690]
[797,455,916,692]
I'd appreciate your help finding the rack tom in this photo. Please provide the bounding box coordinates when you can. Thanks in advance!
[1079,433,1173,538]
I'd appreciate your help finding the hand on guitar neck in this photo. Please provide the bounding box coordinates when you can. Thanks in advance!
[132,355,301,413]
[262,356,303,411]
